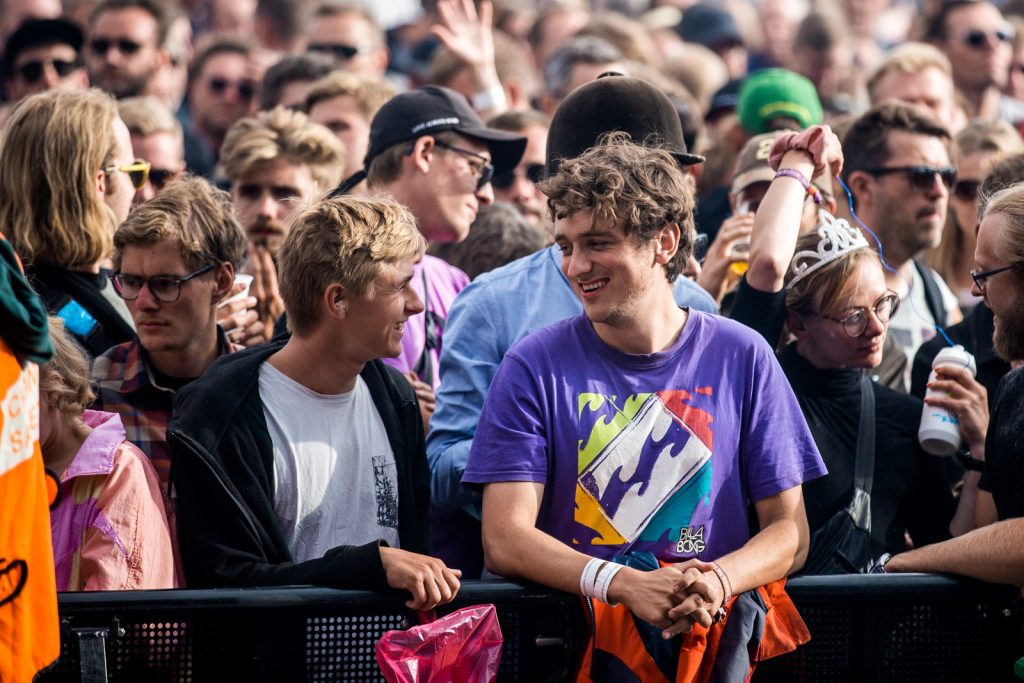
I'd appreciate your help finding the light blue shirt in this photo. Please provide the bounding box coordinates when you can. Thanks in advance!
[426,245,718,513]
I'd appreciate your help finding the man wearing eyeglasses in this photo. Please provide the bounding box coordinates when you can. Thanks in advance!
[335,86,526,417]
[85,0,171,100]
[841,102,963,377]
[1,18,88,105]
[926,0,1024,124]
[91,176,246,501]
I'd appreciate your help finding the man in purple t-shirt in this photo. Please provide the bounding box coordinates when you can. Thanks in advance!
[464,137,826,638]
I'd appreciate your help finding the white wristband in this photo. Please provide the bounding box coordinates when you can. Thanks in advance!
[580,558,603,598]
[470,84,507,112]
[594,562,624,606]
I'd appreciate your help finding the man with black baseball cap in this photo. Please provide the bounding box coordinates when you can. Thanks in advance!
[336,85,526,429]
[2,18,87,104]
[426,75,718,577]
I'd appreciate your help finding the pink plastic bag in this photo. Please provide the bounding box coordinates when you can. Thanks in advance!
[375,604,503,683]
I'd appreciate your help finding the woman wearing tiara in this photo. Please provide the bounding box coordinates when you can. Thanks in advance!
[730,125,984,574]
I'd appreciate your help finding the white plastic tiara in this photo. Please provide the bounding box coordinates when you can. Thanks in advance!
[785,210,871,290]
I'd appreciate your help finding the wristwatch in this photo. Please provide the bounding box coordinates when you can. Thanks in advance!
[957,450,985,472]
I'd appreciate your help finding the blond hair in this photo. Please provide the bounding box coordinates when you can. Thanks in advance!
[0,89,119,269]
[867,42,952,103]
[118,96,184,154]
[540,132,695,282]
[981,184,1024,266]
[40,317,95,417]
[218,106,346,190]
[928,121,1024,283]
[304,71,395,120]
[114,175,248,271]
[277,196,425,336]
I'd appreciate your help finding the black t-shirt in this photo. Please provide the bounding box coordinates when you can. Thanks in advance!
[979,367,1024,520]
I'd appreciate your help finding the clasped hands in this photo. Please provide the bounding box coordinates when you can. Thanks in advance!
[612,558,728,640]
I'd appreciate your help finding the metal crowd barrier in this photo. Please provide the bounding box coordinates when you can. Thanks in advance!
[39,575,1023,682]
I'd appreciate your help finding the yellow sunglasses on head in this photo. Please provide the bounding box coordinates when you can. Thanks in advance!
[103,159,151,190]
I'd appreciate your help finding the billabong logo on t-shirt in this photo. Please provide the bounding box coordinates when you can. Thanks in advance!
[575,390,714,552]
[677,525,706,554]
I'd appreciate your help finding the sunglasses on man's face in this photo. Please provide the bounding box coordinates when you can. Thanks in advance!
[103,159,151,190]
[308,43,363,60]
[15,58,80,83]
[89,38,142,56]
[208,77,255,100]
[960,28,1015,49]
[148,168,179,190]
[953,179,981,203]
[865,165,957,194]
[491,163,545,190]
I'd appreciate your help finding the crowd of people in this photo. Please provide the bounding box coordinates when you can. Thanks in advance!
[3,0,1024,678]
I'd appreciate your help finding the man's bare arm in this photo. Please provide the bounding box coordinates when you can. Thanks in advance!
[482,481,696,630]
[666,485,810,633]
[885,517,1024,585]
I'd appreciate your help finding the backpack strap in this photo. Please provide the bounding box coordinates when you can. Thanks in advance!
[913,259,948,328]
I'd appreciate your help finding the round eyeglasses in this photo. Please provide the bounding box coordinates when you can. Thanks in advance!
[816,291,900,337]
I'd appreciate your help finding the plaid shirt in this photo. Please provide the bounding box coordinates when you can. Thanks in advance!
[90,329,234,498]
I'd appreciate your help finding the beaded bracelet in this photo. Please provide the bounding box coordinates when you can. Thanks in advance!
[775,168,823,205]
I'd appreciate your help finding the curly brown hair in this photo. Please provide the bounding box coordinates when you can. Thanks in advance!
[539,132,696,282]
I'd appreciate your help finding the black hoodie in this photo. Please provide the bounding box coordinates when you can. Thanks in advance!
[168,341,430,589]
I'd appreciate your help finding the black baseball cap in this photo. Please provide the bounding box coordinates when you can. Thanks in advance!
[333,85,526,195]
[676,2,744,49]
[2,18,83,79]
[544,74,705,179]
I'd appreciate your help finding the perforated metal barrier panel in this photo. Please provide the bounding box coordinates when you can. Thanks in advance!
[41,576,1023,682]
[43,581,583,683]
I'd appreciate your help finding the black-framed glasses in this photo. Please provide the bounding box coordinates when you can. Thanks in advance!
[953,179,981,202]
[208,77,255,100]
[308,43,365,60]
[817,291,900,337]
[492,162,545,190]
[148,168,179,190]
[89,38,141,55]
[103,159,151,190]
[960,28,1014,49]
[970,263,1022,292]
[865,165,957,194]
[434,140,495,190]
[15,58,80,82]
[110,264,216,303]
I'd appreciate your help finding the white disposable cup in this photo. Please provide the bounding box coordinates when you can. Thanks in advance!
[918,345,977,456]
[221,274,254,306]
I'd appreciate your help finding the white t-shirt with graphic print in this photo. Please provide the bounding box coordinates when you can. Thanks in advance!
[260,362,400,563]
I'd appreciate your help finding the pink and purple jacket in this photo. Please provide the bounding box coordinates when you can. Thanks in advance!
[50,410,177,591]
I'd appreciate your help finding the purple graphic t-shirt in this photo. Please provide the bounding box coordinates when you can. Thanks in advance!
[463,311,826,562]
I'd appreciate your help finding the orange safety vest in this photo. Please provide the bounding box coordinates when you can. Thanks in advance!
[576,578,810,683]
[0,238,60,681]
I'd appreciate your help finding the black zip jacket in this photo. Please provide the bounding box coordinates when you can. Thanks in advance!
[167,341,430,589]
